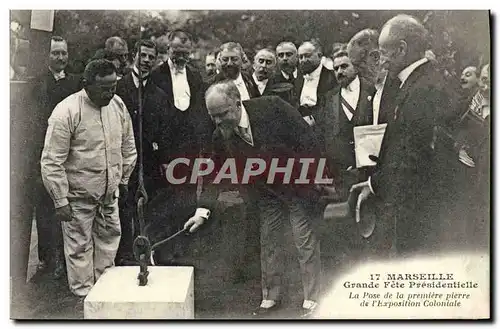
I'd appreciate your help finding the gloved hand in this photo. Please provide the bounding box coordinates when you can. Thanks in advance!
[119,184,129,207]
[183,215,206,233]
[55,204,72,222]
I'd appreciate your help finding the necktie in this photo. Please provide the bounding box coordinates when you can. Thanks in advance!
[132,70,148,87]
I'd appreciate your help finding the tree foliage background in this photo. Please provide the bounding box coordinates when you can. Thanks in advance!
[11,10,490,79]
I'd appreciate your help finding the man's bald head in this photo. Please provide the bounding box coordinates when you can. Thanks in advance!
[205,80,242,138]
[253,48,277,81]
[379,14,429,76]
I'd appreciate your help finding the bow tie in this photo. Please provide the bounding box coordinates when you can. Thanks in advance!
[53,71,66,81]
[304,74,315,82]
[173,67,185,75]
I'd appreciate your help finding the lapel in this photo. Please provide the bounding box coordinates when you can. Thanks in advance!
[159,63,174,102]
[321,88,341,137]
[354,78,371,125]
[185,65,197,94]
[242,72,260,98]
[317,67,330,94]
[392,62,429,122]
[294,74,305,98]
[241,99,262,148]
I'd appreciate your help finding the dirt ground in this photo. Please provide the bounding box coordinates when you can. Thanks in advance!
[10,190,489,320]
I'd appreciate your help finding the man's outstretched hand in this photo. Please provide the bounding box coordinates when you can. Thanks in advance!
[183,215,206,233]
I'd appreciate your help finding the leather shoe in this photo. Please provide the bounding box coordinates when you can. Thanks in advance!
[301,302,318,319]
[251,301,281,318]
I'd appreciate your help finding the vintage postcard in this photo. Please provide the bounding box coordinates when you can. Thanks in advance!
[10,9,491,320]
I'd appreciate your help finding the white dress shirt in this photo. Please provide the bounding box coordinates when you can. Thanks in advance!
[368,57,429,194]
[234,73,251,101]
[49,67,66,81]
[372,74,387,125]
[195,104,253,219]
[300,64,323,107]
[252,72,268,95]
[340,75,360,121]
[235,103,254,145]
[132,66,148,88]
[281,69,298,81]
[168,58,191,111]
[397,57,428,88]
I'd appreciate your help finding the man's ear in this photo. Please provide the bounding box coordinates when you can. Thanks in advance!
[398,40,408,57]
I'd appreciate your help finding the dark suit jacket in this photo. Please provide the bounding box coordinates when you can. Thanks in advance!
[207,71,260,98]
[31,70,82,177]
[198,96,324,210]
[315,77,376,170]
[116,72,171,182]
[257,73,295,105]
[371,61,453,212]
[150,62,205,111]
[150,62,214,157]
[294,66,337,114]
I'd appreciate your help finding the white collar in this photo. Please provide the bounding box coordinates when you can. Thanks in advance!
[252,72,268,87]
[49,67,66,80]
[397,57,428,87]
[234,72,245,86]
[132,66,149,88]
[282,68,298,80]
[168,58,186,74]
[304,63,323,80]
[342,75,360,92]
[238,102,250,129]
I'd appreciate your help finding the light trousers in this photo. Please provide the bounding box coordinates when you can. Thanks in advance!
[62,197,121,297]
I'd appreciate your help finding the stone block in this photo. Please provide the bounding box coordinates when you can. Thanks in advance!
[84,266,194,319]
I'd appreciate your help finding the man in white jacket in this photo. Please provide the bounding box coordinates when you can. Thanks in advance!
[41,59,137,297]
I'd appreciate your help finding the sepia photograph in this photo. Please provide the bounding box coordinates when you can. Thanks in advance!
[9,9,491,320]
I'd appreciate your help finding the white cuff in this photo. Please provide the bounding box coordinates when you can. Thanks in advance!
[54,197,69,208]
[195,208,211,219]
[368,176,375,195]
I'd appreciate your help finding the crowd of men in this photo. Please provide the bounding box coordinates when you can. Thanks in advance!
[18,13,490,318]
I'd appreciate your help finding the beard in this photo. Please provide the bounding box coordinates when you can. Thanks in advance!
[299,62,318,75]
[279,62,294,73]
[255,70,269,81]
[217,125,236,140]
[222,66,240,79]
